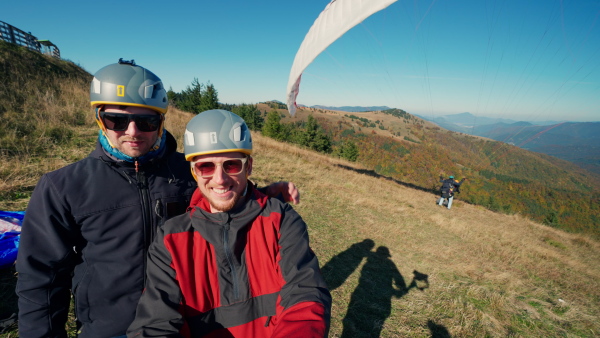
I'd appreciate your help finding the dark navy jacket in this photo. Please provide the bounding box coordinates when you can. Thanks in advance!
[16,132,197,338]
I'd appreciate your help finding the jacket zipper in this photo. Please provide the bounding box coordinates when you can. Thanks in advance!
[136,161,152,285]
[222,223,240,300]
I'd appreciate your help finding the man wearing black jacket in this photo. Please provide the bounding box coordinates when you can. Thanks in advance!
[15,59,298,338]
[437,175,466,209]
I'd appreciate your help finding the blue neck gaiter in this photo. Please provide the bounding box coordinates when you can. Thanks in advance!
[98,129,167,164]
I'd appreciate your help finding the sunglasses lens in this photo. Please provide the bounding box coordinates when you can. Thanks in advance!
[100,112,161,132]
[102,113,129,131]
[196,162,216,177]
[135,116,162,132]
[223,159,244,174]
[194,158,246,178]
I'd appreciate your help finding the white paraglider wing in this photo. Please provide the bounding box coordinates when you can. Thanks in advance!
[286,0,399,116]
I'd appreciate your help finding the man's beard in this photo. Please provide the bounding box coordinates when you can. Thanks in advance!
[202,182,248,213]
[208,192,240,212]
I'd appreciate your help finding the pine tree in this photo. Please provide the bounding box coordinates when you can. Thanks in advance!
[232,104,263,131]
[167,87,179,107]
[198,82,219,112]
[339,141,359,161]
[262,110,283,140]
[300,115,332,153]
[178,78,203,113]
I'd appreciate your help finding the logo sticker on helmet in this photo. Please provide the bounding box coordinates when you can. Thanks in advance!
[117,85,125,97]
[210,132,218,144]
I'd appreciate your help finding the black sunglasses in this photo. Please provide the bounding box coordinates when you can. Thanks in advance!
[99,111,162,132]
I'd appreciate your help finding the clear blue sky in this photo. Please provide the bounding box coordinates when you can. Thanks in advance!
[4,0,599,122]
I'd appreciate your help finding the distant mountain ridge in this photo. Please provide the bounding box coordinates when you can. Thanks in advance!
[416,112,563,128]
[418,112,600,175]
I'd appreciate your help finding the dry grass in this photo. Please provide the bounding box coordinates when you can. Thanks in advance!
[249,132,600,337]
[0,76,96,210]
[164,106,195,153]
[0,43,95,211]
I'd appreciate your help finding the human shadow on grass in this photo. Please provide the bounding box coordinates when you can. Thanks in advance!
[427,319,452,337]
[320,239,375,291]
[340,246,430,338]
[334,164,435,194]
[321,240,432,337]
[338,246,407,337]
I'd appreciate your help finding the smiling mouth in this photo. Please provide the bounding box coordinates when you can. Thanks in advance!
[213,187,231,194]
[123,140,144,146]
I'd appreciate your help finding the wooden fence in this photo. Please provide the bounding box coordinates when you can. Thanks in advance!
[0,20,60,58]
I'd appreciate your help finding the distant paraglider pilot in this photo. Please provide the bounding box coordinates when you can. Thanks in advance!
[437,175,466,210]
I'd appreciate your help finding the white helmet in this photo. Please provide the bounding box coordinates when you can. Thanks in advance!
[90,59,168,114]
[184,110,253,161]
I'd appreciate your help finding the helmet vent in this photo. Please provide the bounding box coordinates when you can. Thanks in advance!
[92,78,101,94]
[233,126,241,141]
[144,85,154,99]
[184,129,195,146]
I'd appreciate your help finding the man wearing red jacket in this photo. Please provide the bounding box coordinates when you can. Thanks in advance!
[127,109,331,337]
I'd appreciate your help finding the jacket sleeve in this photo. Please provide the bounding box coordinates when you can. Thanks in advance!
[16,175,78,338]
[271,203,332,338]
[127,225,185,338]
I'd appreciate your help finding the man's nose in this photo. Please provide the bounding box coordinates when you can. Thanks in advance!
[211,164,228,183]
[125,120,142,136]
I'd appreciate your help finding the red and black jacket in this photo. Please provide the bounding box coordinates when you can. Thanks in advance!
[127,185,331,337]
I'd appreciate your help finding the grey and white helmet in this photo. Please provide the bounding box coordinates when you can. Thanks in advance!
[184,110,253,161]
[90,59,168,114]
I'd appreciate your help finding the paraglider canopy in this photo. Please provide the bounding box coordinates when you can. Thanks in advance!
[286,0,399,116]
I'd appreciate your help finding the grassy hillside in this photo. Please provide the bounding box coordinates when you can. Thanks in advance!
[260,103,600,239]
[1,42,600,337]
[0,40,95,210]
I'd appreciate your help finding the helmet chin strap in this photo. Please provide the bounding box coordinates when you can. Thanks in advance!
[95,105,120,151]
[190,165,198,182]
